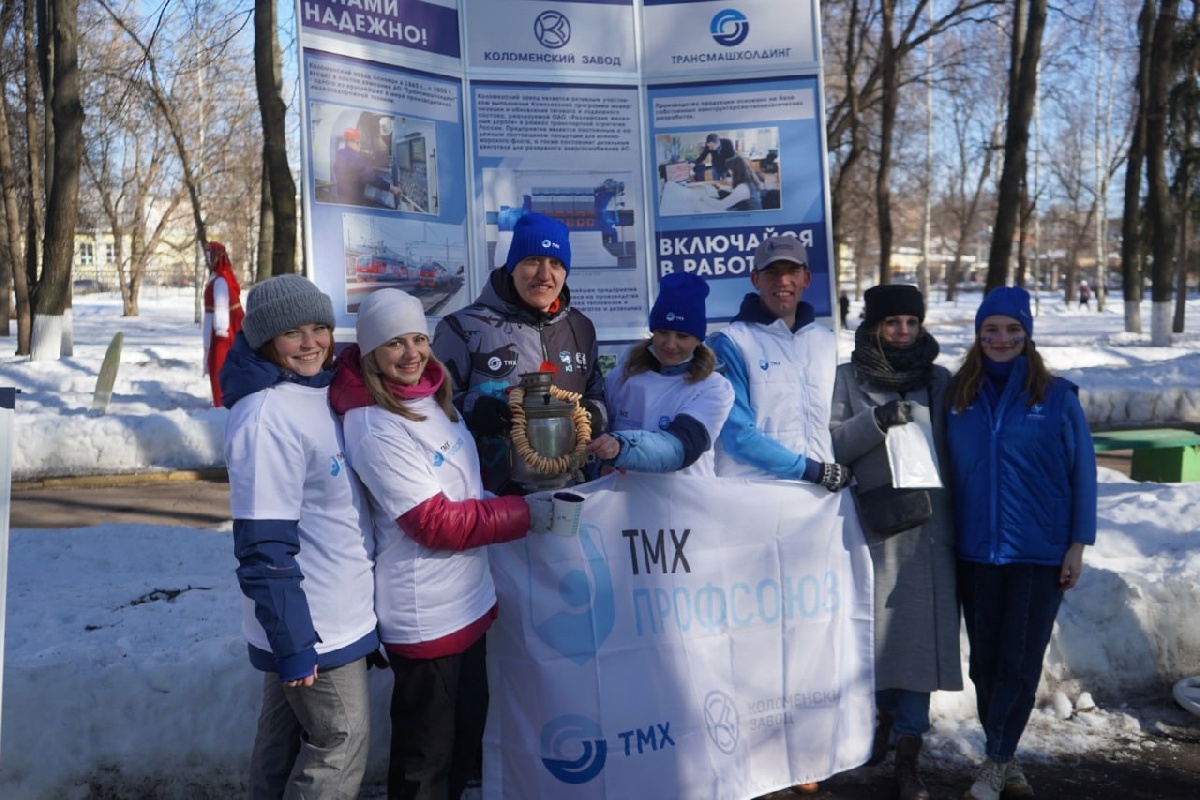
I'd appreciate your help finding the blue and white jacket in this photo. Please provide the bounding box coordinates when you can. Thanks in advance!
[707,293,836,481]
[221,334,378,681]
[604,355,734,476]
[946,356,1097,566]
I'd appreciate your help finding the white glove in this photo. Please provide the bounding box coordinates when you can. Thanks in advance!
[527,495,554,535]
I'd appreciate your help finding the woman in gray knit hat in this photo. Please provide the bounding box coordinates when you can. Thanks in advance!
[220,274,379,799]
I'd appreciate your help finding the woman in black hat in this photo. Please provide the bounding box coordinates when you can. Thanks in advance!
[828,284,961,800]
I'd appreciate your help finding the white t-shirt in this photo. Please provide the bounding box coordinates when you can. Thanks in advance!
[606,359,734,477]
[342,397,496,646]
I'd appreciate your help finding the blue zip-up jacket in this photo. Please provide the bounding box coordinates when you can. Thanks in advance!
[946,356,1097,566]
[221,334,379,680]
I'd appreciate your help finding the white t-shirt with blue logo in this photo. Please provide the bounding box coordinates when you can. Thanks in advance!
[605,360,734,478]
[341,396,495,647]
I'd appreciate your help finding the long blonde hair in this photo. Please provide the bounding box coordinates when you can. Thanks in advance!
[947,337,1052,413]
[360,350,458,423]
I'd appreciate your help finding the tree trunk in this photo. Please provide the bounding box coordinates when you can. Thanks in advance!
[15,0,42,355]
[987,0,1046,292]
[32,0,83,362]
[875,0,897,286]
[1122,0,1156,334]
[255,0,296,276]
[257,148,274,282]
[1145,0,1180,346]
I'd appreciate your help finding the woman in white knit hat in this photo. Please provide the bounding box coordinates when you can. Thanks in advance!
[221,274,378,799]
[330,288,553,800]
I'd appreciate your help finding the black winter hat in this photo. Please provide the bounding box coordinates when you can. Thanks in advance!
[862,284,925,330]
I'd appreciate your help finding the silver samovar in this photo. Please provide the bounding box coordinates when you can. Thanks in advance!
[507,371,586,492]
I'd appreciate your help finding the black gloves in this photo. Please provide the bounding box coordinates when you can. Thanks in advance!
[874,399,913,431]
[469,395,513,437]
[817,462,852,492]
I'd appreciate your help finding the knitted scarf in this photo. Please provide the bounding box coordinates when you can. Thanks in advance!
[850,325,940,394]
[384,360,445,403]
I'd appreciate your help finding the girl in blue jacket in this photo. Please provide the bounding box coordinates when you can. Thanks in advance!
[946,286,1097,800]
[587,272,733,475]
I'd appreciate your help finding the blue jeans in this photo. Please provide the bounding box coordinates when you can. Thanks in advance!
[959,560,1063,762]
[876,688,931,738]
[247,659,371,800]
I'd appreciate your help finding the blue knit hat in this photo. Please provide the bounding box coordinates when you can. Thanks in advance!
[975,285,1033,336]
[648,272,709,340]
[505,213,572,274]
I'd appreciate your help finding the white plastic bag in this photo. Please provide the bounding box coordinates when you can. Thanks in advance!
[885,404,943,489]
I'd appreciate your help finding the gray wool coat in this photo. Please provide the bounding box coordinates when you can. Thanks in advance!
[830,362,963,693]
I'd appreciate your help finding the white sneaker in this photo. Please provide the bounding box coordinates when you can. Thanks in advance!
[964,758,1007,800]
[1003,759,1035,798]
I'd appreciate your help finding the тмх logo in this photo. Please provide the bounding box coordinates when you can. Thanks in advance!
[710,9,750,47]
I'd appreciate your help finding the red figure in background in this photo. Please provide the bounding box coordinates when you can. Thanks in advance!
[203,241,244,407]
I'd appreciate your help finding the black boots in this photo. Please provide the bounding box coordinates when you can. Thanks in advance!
[894,735,931,800]
[867,709,894,766]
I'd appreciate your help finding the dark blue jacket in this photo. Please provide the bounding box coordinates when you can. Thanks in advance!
[947,357,1097,566]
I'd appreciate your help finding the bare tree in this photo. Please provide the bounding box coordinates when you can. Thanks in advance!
[927,21,1004,302]
[823,0,1000,290]
[1167,3,1198,334]
[29,0,84,362]
[1143,0,1182,345]
[255,0,296,276]
[986,0,1047,291]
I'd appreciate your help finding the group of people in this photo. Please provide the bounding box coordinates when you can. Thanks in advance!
[219,212,1096,800]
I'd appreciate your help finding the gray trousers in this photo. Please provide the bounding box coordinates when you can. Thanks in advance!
[247,659,371,800]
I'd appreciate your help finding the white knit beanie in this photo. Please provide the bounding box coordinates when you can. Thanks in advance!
[242,275,336,350]
[355,288,428,355]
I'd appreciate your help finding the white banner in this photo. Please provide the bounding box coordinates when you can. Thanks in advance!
[484,472,874,799]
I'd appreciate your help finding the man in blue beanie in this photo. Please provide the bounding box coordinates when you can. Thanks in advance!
[433,212,606,495]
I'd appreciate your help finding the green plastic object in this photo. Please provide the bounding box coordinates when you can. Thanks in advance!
[1091,428,1200,483]
[92,332,124,412]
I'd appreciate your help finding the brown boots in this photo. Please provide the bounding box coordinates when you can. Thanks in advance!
[894,735,931,800]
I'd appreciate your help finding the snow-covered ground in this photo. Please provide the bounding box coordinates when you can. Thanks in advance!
[1,287,1198,797]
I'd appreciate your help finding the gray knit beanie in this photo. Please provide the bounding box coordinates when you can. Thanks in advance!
[356,288,428,355]
[242,274,336,350]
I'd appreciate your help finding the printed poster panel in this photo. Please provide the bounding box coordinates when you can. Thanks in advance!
[301,52,470,326]
[640,0,820,79]
[296,0,462,73]
[647,75,832,320]
[484,472,875,799]
[470,80,650,336]
[463,0,637,76]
